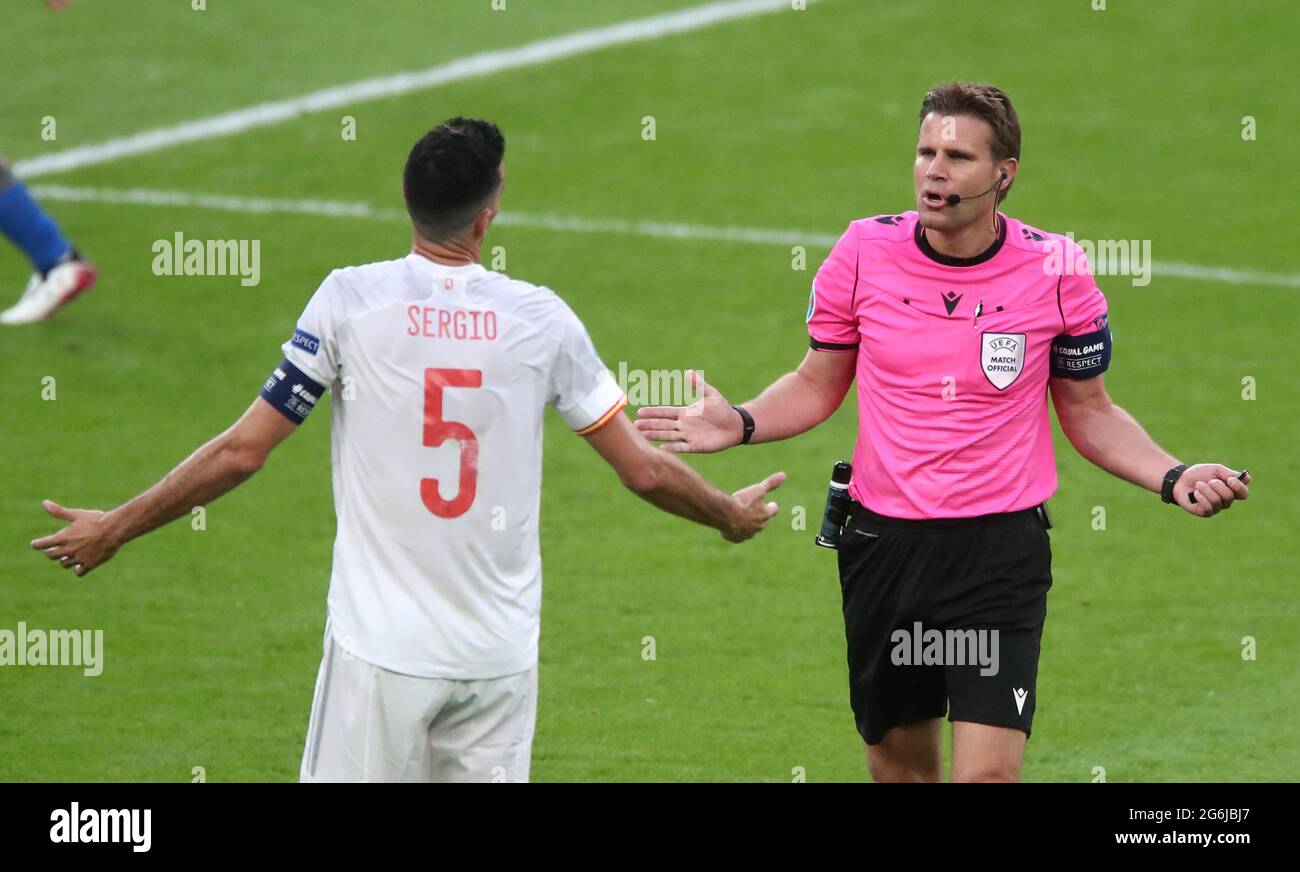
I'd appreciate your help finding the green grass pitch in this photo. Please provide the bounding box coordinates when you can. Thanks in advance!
[1,0,1296,781]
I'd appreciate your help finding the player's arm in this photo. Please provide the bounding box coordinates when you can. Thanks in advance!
[635,349,855,453]
[1050,374,1249,517]
[30,398,297,576]
[585,412,785,542]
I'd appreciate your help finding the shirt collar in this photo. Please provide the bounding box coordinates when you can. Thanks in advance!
[914,214,1006,267]
[404,252,488,278]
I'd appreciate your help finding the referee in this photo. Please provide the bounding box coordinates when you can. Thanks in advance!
[635,81,1251,782]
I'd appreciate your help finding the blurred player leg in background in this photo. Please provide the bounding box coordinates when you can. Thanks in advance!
[0,156,96,325]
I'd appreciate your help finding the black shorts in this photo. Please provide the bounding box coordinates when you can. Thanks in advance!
[837,502,1053,746]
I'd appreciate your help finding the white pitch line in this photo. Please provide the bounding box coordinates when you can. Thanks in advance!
[30,184,1300,289]
[1148,261,1300,288]
[13,0,807,179]
[32,185,410,222]
[494,211,839,248]
[29,184,837,247]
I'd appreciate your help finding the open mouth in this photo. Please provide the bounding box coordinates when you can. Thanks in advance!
[922,190,946,207]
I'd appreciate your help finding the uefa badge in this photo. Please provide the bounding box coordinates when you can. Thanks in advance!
[980,332,1026,390]
[806,287,816,323]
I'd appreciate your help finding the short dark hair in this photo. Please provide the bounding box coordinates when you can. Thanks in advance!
[918,82,1020,202]
[403,117,505,241]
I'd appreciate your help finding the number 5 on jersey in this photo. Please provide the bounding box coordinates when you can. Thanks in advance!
[422,368,481,518]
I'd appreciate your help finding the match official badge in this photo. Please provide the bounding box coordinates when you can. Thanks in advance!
[806,287,816,323]
[980,332,1026,390]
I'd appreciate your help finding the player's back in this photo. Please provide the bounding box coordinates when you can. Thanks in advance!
[273,253,624,680]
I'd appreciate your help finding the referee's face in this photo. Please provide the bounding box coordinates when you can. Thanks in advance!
[914,112,1000,232]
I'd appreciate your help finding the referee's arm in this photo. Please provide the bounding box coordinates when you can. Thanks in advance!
[634,350,855,451]
[1050,374,1249,517]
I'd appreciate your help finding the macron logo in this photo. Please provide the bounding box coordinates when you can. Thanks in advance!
[50,802,151,853]
[1013,688,1028,715]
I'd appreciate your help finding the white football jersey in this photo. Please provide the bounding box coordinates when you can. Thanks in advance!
[267,253,625,679]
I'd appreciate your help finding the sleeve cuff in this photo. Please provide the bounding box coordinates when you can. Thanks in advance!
[561,369,627,433]
[575,395,628,436]
[809,337,858,352]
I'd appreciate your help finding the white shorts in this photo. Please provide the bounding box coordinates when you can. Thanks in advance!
[299,626,537,783]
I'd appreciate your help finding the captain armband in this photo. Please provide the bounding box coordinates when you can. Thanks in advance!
[260,358,326,424]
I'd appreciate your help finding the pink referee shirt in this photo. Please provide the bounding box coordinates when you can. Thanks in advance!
[807,211,1111,519]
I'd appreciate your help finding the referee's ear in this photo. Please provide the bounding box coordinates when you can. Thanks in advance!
[997,158,1018,199]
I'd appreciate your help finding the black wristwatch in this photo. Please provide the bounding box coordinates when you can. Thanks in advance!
[732,405,755,445]
[1161,464,1189,505]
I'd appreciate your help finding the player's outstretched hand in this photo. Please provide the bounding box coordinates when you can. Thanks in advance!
[722,471,786,542]
[1172,465,1250,518]
[30,500,120,577]
[635,370,743,453]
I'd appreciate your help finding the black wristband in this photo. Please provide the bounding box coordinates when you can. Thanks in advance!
[732,405,755,445]
[1161,463,1189,505]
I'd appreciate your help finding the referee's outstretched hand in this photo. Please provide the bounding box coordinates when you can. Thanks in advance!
[635,370,742,453]
[1172,464,1251,518]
